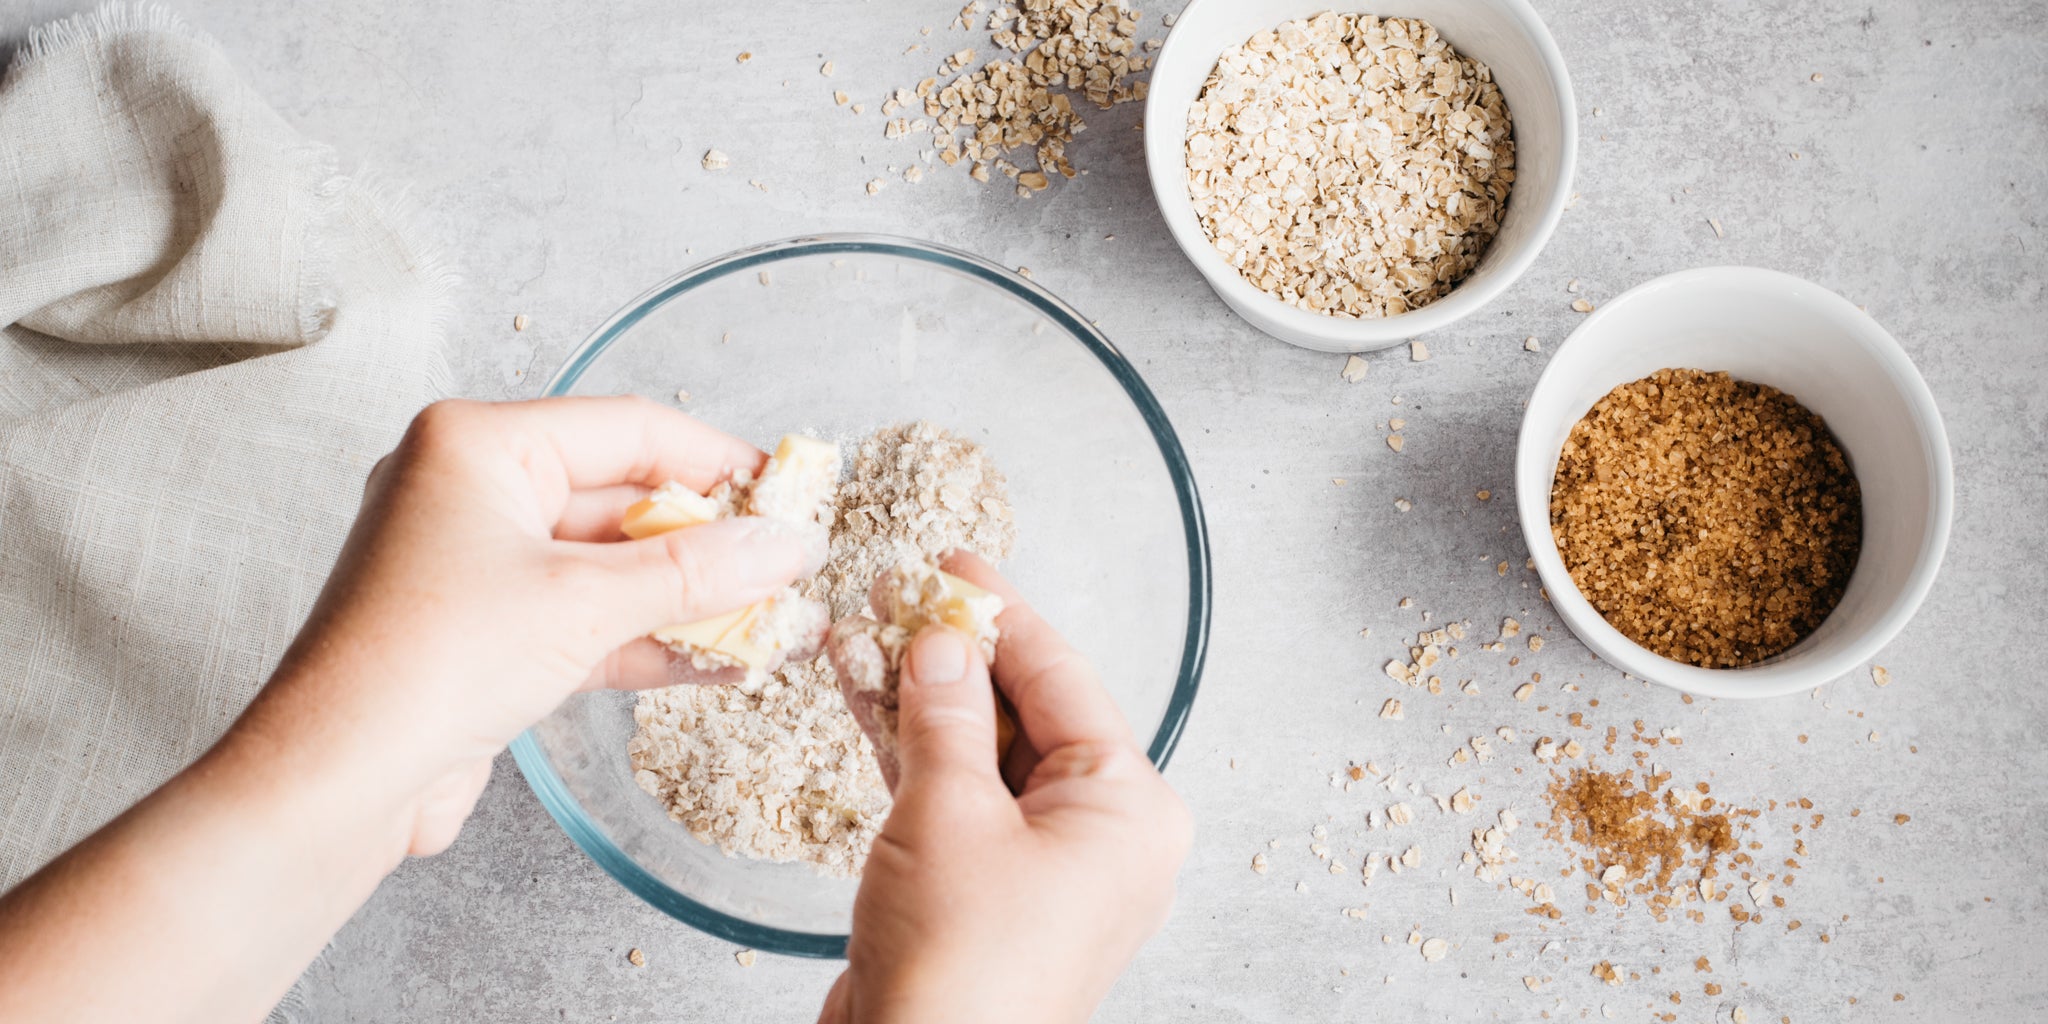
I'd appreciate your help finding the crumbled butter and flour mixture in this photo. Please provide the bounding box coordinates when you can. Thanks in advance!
[628,422,1016,875]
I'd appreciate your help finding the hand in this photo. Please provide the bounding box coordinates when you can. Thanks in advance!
[0,396,827,1023]
[254,396,825,856]
[820,552,1193,1024]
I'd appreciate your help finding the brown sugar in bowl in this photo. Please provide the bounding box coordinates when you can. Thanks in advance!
[1514,267,1951,699]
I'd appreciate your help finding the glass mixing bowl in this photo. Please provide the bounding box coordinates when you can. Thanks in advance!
[510,234,1211,957]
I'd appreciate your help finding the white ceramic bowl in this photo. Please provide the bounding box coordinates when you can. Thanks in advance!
[1144,0,1577,352]
[1514,267,1953,699]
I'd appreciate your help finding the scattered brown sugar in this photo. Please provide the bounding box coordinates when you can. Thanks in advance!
[1550,369,1862,667]
[1544,766,1744,896]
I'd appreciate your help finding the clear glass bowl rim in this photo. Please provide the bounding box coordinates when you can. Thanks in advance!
[509,232,1213,958]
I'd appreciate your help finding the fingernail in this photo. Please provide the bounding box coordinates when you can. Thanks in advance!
[791,520,831,576]
[906,627,969,687]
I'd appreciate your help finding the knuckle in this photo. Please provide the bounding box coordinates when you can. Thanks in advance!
[898,703,987,751]
[402,400,486,460]
[410,398,477,438]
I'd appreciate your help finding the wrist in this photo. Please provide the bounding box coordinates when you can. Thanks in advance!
[219,666,443,873]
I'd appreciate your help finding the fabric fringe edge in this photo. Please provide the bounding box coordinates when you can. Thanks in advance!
[342,168,462,398]
[9,1,189,79]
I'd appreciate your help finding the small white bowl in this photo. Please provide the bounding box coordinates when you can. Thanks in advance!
[1144,0,1578,353]
[1514,267,1954,699]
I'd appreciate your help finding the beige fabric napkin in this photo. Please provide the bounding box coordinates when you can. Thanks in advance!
[0,0,452,905]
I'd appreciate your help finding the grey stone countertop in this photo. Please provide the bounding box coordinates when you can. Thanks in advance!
[6,0,2042,1020]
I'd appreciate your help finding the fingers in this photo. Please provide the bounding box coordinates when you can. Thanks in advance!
[827,621,906,790]
[891,627,1009,805]
[406,397,767,527]
[939,551,1136,754]
[500,395,767,493]
[582,637,747,691]
[553,484,653,542]
[564,516,826,642]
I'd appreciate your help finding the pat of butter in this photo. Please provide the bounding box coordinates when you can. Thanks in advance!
[620,482,721,540]
[748,434,841,523]
[650,601,772,671]
[623,434,840,671]
[876,563,1004,659]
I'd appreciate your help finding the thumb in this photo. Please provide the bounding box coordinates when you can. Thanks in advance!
[573,515,826,643]
[892,626,1007,805]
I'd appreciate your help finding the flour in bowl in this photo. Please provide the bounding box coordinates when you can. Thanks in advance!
[628,421,1017,875]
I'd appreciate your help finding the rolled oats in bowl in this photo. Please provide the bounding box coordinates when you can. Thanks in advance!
[1184,12,1515,319]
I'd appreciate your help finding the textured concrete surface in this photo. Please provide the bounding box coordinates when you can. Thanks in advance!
[6,0,2044,1020]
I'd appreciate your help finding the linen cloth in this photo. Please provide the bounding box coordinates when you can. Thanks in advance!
[0,0,451,906]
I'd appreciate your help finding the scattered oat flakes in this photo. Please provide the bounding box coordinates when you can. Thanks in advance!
[627,947,645,967]
[821,60,836,76]
[701,149,731,171]
[866,178,888,195]
[1387,434,1405,453]
[1410,341,1431,362]
[1809,72,1823,83]
[1514,682,1534,701]
[1379,698,1405,720]
[883,0,1149,192]
[1524,976,1542,992]
[511,314,529,332]
[1571,298,1594,313]
[1341,354,1371,383]
[1449,787,1477,813]
[1708,218,1725,238]
[1871,665,1891,687]
[735,51,752,64]
[1420,938,1449,962]
[735,949,758,967]
[1388,802,1414,825]
[1524,336,1541,352]
[675,388,691,403]
[1252,852,1270,874]
[1394,497,1412,512]
[1527,635,1544,652]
